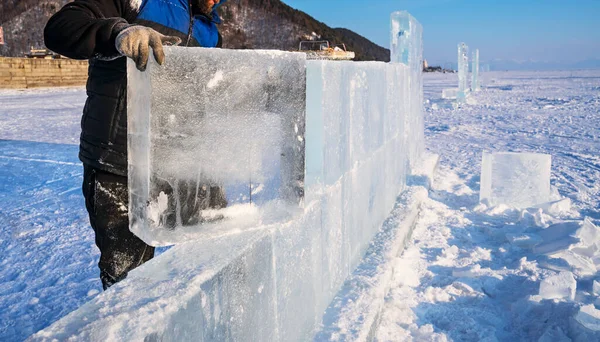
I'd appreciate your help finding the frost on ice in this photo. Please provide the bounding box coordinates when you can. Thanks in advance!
[480,152,551,208]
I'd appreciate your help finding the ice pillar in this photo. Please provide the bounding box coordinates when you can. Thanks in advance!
[471,49,480,92]
[390,11,424,169]
[457,42,469,102]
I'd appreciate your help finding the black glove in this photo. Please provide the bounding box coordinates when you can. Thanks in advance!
[115,26,181,71]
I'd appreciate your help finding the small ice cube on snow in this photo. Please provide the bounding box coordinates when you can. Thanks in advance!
[539,271,576,301]
[480,152,551,208]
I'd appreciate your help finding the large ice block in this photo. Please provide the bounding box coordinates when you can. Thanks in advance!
[457,42,469,102]
[128,47,306,246]
[471,49,480,91]
[480,152,552,208]
[390,11,424,170]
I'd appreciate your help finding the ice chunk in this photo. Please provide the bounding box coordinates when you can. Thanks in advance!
[471,49,480,92]
[480,152,551,208]
[457,43,469,102]
[534,221,582,255]
[128,47,306,245]
[533,219,600,259]
[539,271,576,301]
[594,280,600,296]
[538,326,571,342]
[442,88,459,99]
[535,198,572,216]
[550,251,597,277]
[575,304,600,332]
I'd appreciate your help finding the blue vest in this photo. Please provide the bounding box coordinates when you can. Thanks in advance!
[136,0,224,47]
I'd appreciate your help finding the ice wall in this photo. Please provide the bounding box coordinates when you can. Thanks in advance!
[471,48,480,91]
[480,152,552,208]
[457,42,469,101]
[128,48,306,246]
[35,12,426,342]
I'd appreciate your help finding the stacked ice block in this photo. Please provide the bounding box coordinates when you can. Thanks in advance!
[128,48,306,245]
[305,60,411,276]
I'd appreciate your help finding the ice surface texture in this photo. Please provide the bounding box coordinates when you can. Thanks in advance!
[128,48,306,245]
[480,152,551,208]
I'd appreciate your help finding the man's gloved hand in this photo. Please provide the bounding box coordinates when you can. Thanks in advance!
[115,26,182,71]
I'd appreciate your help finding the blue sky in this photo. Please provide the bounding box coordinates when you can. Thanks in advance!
[282,0,600,66]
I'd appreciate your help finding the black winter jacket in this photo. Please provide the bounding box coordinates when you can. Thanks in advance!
[44,0,223,176]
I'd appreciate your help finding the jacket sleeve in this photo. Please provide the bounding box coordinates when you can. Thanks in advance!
[44,0,137,60]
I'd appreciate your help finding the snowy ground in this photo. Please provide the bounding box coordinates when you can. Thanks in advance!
[1,70,599,341]
[377,70,600,341]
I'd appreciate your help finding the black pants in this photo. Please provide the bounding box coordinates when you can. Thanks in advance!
[82,165,154,290]
[82,165,228,289]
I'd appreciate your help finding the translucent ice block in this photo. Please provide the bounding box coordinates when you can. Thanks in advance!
[128,47,306,245]
[305,59,414,278]
[471,49,480,91]
[457,42,469,101]
[480,152,551,208]
[391,11,424,170]
[442,88,459,99]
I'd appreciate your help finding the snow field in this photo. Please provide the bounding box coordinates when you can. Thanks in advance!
[377,70,600,341]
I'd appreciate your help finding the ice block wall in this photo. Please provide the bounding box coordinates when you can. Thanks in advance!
[128,48,306,246]
[390,11,424,170]
[457,42,469,101]
[35,12,426,342]
[480,152,552,208]
[471,48,480,91]
[305,59,412,278]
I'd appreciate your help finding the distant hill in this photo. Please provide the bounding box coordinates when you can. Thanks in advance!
[0,1,70,57]
[438,58,600,72]
[218,0,389,61]
[0,0,390,62]
[486,59,600,71]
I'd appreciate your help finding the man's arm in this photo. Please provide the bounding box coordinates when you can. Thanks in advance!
[44,0,135,60]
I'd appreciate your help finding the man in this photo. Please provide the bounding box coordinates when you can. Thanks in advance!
[44,0,227,289]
